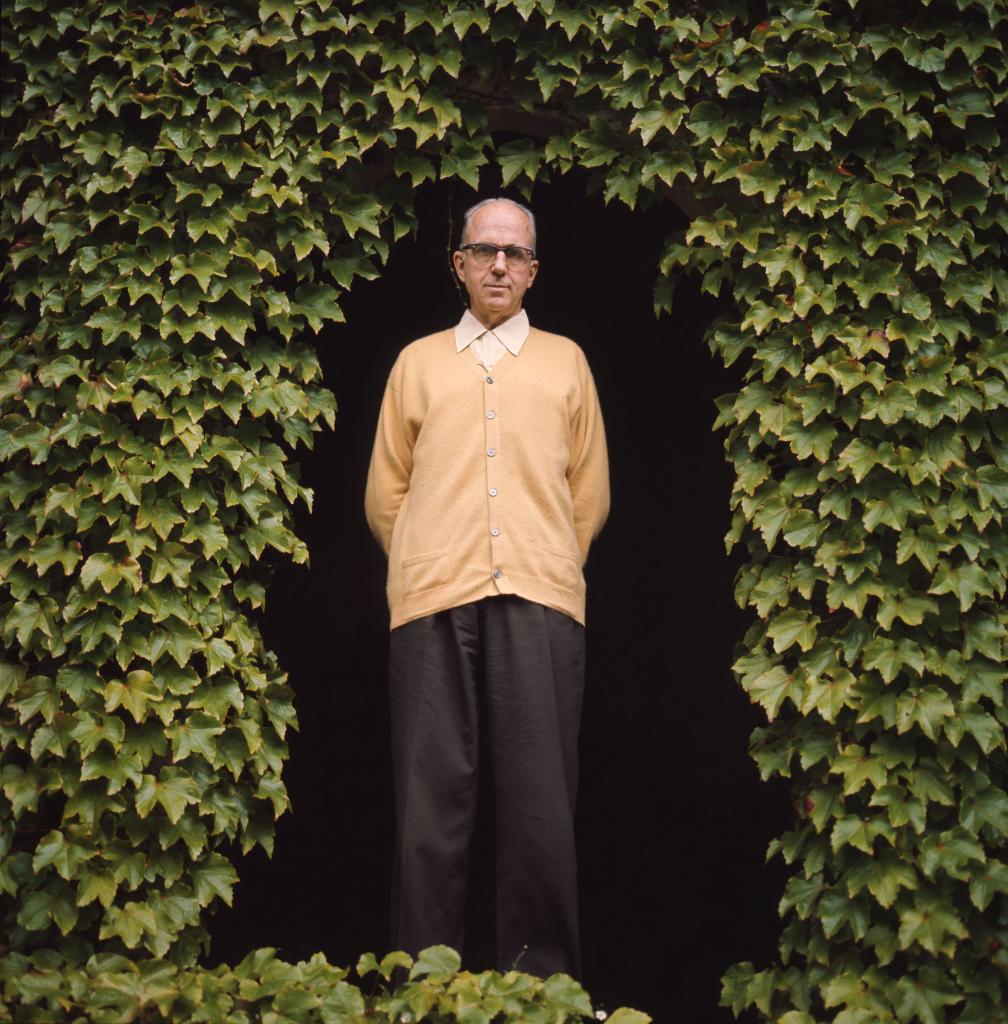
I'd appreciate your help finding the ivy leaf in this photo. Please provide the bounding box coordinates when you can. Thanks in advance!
[960,785,1008,839]
[293,283,345,333]
[968,860,1008,911]
[897,898,967,955]
[32,829,95,881]
[496,140,543,188]
[894,968,964,1023]
[843,181,898,230]
[77,869,118,909]
[80,553,143,594]
[4,598,56,646]
[168,250,229,291]
[818,888,869,940]
[17,888,78,936]
[743,665,800,721]
[135,499,186,542]
[336,194,382,238]
[869,785,926,834]
[895,685,956,740]
[688,101,731,145]
[767,608,819,653]
[876,592,938,629]
[191,853,238,908]
[408,945,461,983]
[169,713,225,764]
[845,849,917,908]
[918,828,986,880]
[100,901,157,949]
[928,560,995,612]
[861,637,923,684]
[630,104,686,144]
[135,771,200,824]
[104,671,163,724]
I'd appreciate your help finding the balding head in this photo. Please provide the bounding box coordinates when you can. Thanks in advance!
[461,197,537,252]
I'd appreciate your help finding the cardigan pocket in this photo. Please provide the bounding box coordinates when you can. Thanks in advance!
[399,548,451,595]
[540,545,583,593]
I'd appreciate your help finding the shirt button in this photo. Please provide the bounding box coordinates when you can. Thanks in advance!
[486,376,494,383]
[487,448,496,456]
[488,488,497,496]
[486,410,495,418]
[492,568,502,579]
[491,527,500,536]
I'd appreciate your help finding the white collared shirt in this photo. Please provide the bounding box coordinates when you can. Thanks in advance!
[454,307,530,371]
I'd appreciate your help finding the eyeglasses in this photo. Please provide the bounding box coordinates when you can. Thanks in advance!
[460,242,536,267]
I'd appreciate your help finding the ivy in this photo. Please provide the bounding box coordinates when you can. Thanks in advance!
[2,0,1006,1020]
[1,944,651,1024]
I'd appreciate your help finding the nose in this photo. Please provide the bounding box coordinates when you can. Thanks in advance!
[491,249,508,273]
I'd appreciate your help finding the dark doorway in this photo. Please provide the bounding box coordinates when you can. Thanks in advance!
[208,164,792,1021]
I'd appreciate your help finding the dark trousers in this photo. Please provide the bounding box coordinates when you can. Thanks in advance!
[388,594,585,979]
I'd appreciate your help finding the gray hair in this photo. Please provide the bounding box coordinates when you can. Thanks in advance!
[460,197,537,252]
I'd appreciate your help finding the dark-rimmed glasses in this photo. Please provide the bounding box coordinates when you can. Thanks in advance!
[459,242,536,267]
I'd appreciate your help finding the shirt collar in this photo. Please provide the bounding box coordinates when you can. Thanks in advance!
[454,307,530,355]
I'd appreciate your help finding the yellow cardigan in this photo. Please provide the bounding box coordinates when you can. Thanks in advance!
[364,323,610,630]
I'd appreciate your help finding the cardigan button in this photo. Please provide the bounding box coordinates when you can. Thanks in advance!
[491,527,500,536]
[486,375,494,383]
[492,568,502,579]
[486,410,495,418]
[489,488,497,496]
[487,448,496,456]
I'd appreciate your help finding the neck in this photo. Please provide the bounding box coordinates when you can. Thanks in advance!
[471,307,521,331]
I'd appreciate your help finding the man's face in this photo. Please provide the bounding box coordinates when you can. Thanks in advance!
[453,201,539,329]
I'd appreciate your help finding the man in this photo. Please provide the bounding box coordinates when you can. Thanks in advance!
[364,196,610,980]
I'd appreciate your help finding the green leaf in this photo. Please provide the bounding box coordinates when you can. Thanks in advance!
[169,713,225,764]
[895,685,956,740]
[191,852,238,908]
[4,599,57,647]
[845,849,917,908]
[968,860,1008,911]
[630,105,686,144]
[928,560,995,612]
[293,283,345,333]
[894,967,963,1024]
[742,665,800,721]
[818,888,869,940]
[77,869,118,909]
[168,250,229,291]
[32,829,95,881]
[80,553,143,593]
[104,671,163,724]
[496,139,543,188]
[898,897,967,955]
[135,770,200,824]
[336,194,382,238]
[409,945,461,982]
[767,608,818,653]
[688,101,731,145]
[100,901,157,949]
[842,181,898,231]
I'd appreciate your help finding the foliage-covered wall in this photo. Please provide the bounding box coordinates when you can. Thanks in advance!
[2,0,1006,1020]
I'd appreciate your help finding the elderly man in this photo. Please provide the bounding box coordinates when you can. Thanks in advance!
[364,196,610,980]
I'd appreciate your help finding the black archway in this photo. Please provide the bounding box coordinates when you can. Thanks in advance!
[208,166,793,1021]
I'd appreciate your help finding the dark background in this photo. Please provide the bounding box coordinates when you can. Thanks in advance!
[208,165,793,1020]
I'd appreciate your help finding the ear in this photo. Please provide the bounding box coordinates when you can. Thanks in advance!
[527,259,540,287]
[452,250,466,281]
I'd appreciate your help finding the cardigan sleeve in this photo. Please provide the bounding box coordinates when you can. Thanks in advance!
[567,350,611,565]
[364,359,413,557]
